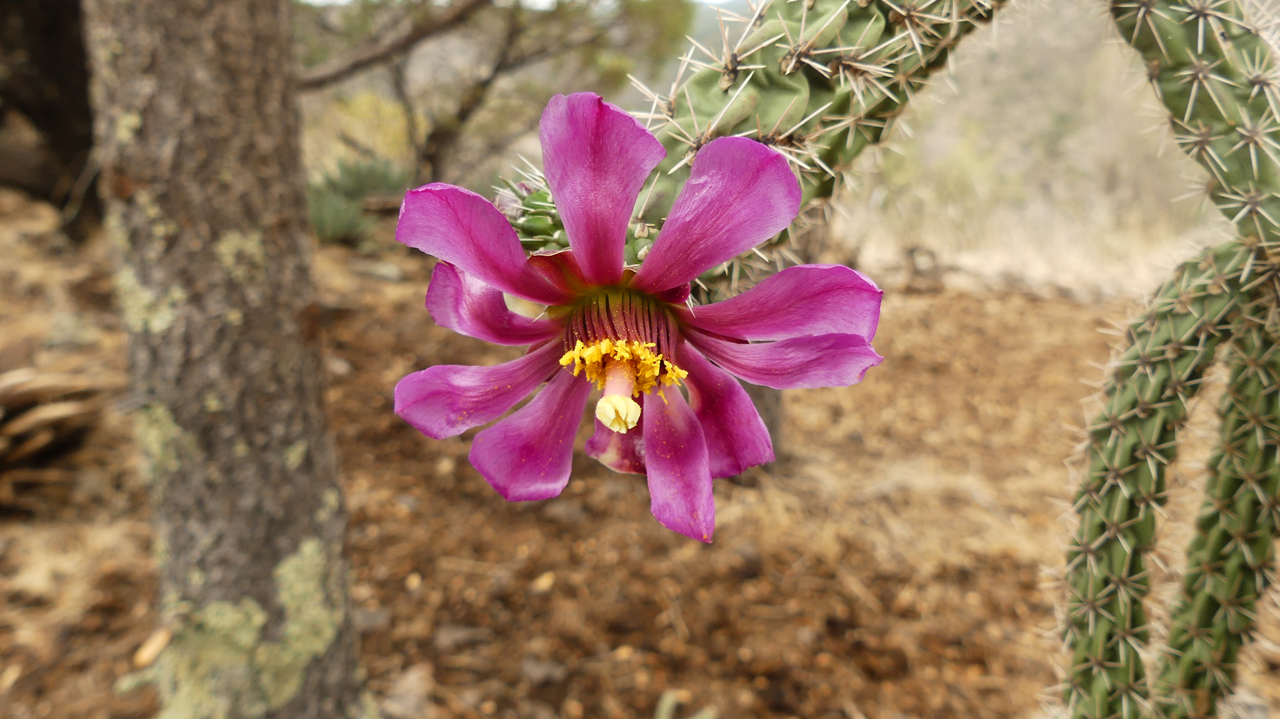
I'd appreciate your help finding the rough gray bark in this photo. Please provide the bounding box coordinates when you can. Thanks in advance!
[81,1,364,716]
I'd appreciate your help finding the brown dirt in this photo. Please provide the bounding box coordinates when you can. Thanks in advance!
[1,188,1278,719]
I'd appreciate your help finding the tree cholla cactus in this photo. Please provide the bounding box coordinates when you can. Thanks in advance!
[1063,0,1280,717]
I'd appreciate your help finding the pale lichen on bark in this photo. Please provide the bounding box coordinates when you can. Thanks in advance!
[215,230,266,283]
[116,267,187,334]
[114,111,142,143]
[151,538,345,719]
[316,488,340,523]
[203,392,226,413]
[283,440,308,471]
[134,189,180,242]
[255,539,342,708]
[155,597,269,719]
[134,403,182,486]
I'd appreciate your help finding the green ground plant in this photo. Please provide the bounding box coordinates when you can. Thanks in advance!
[308,187,371,246]
[308,158,409,245]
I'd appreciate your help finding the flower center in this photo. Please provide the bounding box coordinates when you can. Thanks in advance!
[557,289,687,434]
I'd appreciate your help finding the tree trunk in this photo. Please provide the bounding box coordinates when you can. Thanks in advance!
[81,1,365,717]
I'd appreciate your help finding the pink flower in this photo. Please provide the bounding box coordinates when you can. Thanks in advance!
[394,93,882,541]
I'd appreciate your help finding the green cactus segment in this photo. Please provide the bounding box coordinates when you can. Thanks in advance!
[1153,297,1280,719]
[499,0,1007,287]
[1070,1,1280,717]
[1111,0,1280,247]
[636,0,1005,232]
[1063,241,1257,719]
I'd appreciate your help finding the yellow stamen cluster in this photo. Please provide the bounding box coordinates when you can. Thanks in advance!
[559,339,686,394]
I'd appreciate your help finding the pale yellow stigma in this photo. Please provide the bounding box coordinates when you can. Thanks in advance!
[560,339,687,434]
[596,360,643,432]
[596,394,642,433]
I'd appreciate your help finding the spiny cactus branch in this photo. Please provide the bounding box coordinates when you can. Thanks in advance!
[1059,1,1280,717]
[1151,286,1280,719]
[1064,240,1260,719]
[645,0,1005,301]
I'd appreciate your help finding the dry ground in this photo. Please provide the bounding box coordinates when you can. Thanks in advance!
[1,188,1278,719]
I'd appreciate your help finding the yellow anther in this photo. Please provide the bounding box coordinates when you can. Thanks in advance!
[559,339,683,395]
[660,360,688,386]
[596,395,642,433]
[561,339,687,433]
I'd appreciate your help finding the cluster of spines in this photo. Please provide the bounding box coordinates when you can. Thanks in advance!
[1059,1,1280,717]
[630,0,1004,297]
[1113,0,1280,247]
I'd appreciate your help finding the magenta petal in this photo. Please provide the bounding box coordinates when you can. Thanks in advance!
[687,331,883,390]
[585,394,647,475]
[528,249,592,296]
[681,344,773,479]
[632,137,801,293]
[540,93,666,286]
[643,387,714,542]
[470,369,592,501]
[397,183,568,305]
[394,342,561,439]
[426,262,563,346]
[682,264,882,342]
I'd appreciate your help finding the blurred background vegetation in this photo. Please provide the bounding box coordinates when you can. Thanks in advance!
[0,0,1259,280]
[283,0,1242,292]
[838,0,1236,295]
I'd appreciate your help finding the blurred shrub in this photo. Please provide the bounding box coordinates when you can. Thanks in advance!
[318,157,411,201]
[308,187,371,246]
[307,158,408,245]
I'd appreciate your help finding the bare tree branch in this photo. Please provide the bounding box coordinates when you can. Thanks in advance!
[419,12,615,181]
[297,0,491,92]
[389,58,426,182]
[419,11,521,182]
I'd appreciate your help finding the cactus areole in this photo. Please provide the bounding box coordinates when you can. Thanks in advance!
[394,93,883,541]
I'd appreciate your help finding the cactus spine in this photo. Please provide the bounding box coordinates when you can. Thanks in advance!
[1060,1,1280,717]
[503,0,1006,298]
